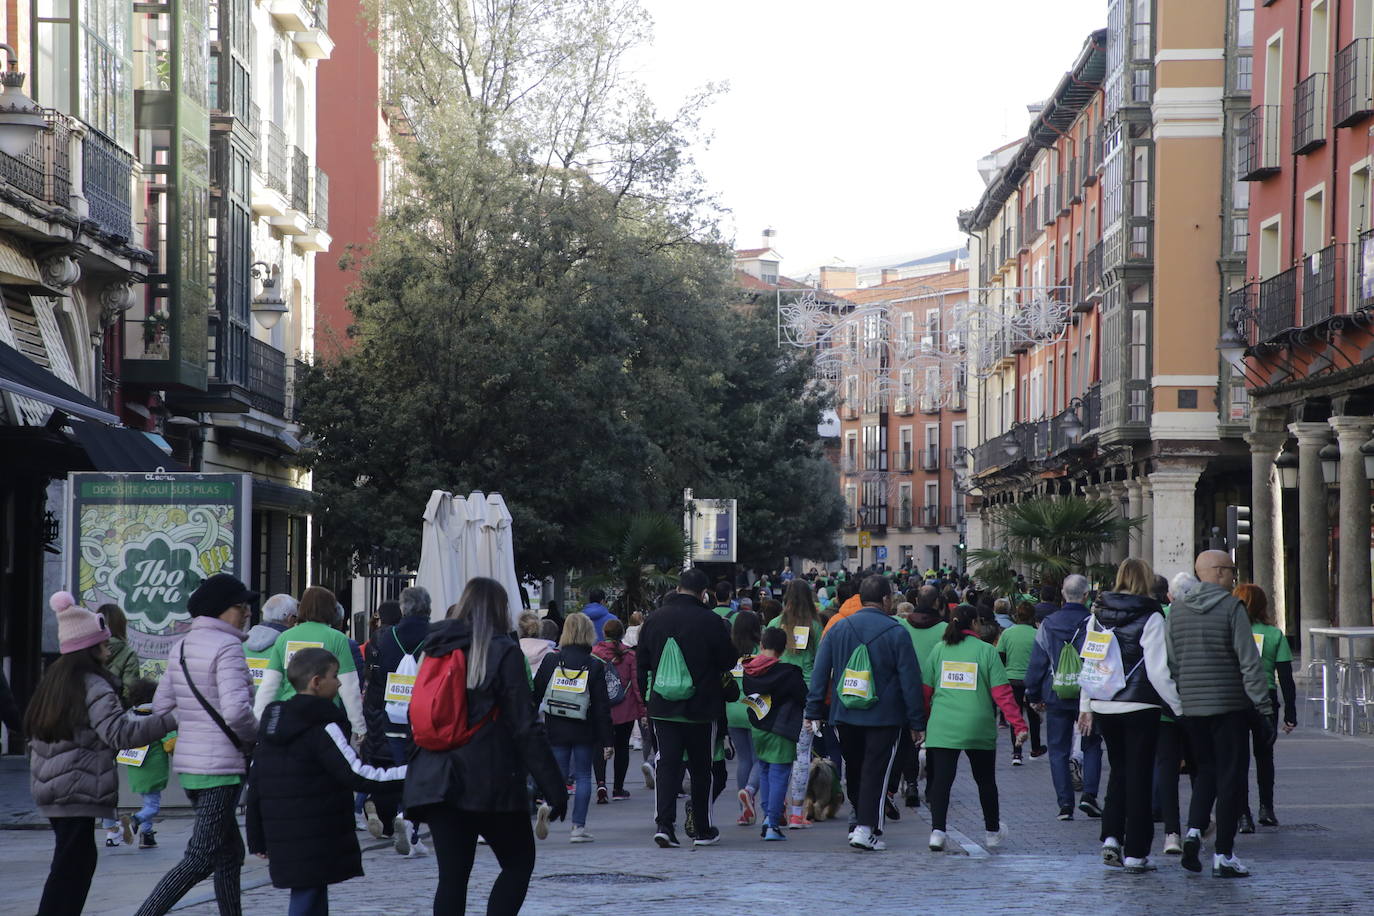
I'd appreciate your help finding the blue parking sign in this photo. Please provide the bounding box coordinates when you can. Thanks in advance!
[875,546,888,561]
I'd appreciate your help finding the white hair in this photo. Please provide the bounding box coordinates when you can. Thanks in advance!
[1169,572,1200,602]
[1062,574,1090,603]
[399,586,432,618]
[261,593,298,623]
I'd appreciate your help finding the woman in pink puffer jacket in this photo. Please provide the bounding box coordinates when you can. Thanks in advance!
[136,574,259,916]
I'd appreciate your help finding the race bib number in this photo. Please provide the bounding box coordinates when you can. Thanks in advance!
[284,640,325,666]
[1253,633,1265,654]
[116,746,149,767]
[1081,630,1113,662]
[731,660,744,679]
[742,693,772,718]
[246,657,269,686]
[384,673,416,704]
[840,668,871,697]
[792,626,811,651]
[940,661,979,690]
[552,669,588,694]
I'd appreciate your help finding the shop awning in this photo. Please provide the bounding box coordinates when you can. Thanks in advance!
[67,419,185,472]
[0,340,119,425]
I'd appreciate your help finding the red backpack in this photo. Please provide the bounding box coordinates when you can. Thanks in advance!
[409,648,499,751]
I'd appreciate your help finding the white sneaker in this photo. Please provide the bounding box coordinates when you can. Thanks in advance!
[408,839,429,857]
[1163,833,1182,855]
[847,825,885,851]
[641,762,656,789]
[570,825,595,843]
[393,817,412,855]
[104,828,122,848]
[364,800,384,839]
[929,829,947,852]
[985,824,1006,848]
[534,803,551,840]
[354,812,368,832]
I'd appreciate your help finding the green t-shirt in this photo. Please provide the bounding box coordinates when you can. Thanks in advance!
[726,650,755,730]
[180,773,241,789]
[898,617,948,674]
[1251,622,1292,690]
[765,616,821,686]
[265,620,358,703]
[923,637,1010,751]
[751,727,797,764]
[713,605,736,624]
[996,624,1037,681]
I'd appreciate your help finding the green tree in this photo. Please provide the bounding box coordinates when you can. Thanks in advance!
[575,511,686,617]
[967,497,1139,594]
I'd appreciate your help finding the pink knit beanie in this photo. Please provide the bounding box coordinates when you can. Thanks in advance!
[51,591,111,655]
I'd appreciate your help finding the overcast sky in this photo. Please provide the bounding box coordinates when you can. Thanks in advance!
[629,0,1106,277]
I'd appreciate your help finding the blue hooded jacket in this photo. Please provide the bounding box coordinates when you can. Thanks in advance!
[1024,602,1091,713]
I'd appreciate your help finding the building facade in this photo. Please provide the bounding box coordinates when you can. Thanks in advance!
[1236,0,1374,650]
[960,2,1256,590]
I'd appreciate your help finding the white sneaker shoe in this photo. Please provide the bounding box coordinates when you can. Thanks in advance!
[570,825,595,843]
[929,829,947,852]
[354,812,368,832]
[641,762,656,789]
[985,824,1006,848]
[393,817,412,855]
[534,803,551,840]
[364,800,384,839]
[847,825,885,851]
[1163,832,1183,855]
[408,839,429,857]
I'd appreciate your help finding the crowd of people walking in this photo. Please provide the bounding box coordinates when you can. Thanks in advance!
[12,546,1297,914]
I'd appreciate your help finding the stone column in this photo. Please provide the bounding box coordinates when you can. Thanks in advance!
[1329,417,1374,628]
[1109,481,1130,566]
[1126,479,1144,559]
[1245,423,1288,631]
[1140,481,1154,569]
[1290,422,1333,657]
[1149,461,1205,581]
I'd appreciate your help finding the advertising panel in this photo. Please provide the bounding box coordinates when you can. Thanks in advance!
[689,498,737,563]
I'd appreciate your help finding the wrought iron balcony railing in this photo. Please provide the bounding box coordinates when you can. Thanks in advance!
[290,146,310,213]
[265,121,287,193]
[1239,105,1281,180]
[0,109,71,207]
[1336,39,1374,128]
[248,336,287,417]
[1301,244,1343,327]
[1294,72,1328,154]
[82,124,133,239]
[1256,267,1298,343]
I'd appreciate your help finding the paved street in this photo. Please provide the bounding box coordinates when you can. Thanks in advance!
[3,724,1371,915]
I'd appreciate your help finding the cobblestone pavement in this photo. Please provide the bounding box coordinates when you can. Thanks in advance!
[4,725,1371,915]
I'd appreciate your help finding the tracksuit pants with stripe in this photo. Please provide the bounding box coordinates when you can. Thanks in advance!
[836,724,901,832]
[134,785,243,916]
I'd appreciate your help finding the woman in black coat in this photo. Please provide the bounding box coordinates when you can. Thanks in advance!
[403,579,567,916]
[531,612,614,842]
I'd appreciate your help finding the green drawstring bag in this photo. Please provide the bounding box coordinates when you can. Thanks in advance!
[839,641,878,709]
[1052,629,1083,700]
[652,637,695,701]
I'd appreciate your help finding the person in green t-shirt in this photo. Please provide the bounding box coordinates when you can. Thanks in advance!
[769,580,825,827]
[253,586,366,740]
[996,600,1044,764]
[742,627,808,840]
[1235,583,1296,830]
[725,611,761,826]
[923,606,1028,852]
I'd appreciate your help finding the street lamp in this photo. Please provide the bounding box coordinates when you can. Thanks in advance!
[250,262,287,329]
[0,45,47,157]
[1362,433,1374,481]
[1276,445,1299,490]
[1216,324,1248,374]
[1320,441,1340,485]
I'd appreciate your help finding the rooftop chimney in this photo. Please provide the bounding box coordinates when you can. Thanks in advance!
[819,265,857,293]
[762,227,778,252]
[881,268,900,284]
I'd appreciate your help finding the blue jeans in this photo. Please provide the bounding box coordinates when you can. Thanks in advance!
[133,792,162,833]
[727,727,758,793]
[1046,709,1102,809]
[757,760,790,827]
[288,885,328,916]
[551,743,595,828]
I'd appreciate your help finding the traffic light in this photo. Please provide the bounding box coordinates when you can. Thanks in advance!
[1226,505,1251,553]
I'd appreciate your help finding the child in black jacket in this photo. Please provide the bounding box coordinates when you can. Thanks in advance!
[247,648,406,915]
[742,627,807,839]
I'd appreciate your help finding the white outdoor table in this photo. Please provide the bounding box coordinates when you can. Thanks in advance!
[1308,626,1374,731]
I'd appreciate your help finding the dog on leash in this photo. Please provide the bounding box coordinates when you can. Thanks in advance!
[804,757,844,822]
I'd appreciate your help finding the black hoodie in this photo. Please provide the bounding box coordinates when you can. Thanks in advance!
[402,618,567,818]
[245,694,405,889]
[741,655,806,743]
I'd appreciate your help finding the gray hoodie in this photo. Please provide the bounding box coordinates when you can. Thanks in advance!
[1165,581,1271,717]
[245,622,287,653]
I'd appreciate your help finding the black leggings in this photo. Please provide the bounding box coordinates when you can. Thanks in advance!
[592,721,635,791]
[1244,689,1280,811]
[1008,681,1043,755]
[39,817,97,916]
[926,747,999,833]
[426,808,536,916]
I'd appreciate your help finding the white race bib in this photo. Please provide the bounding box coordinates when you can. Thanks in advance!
[116,746,149,767]
[1252,632,1265,654]
[731,660,744,679]
[940,660,978,691]
[792,626,811,651]
[1081,630,1112,662]
[284,640,325,667]
[246,657,269,686]
[384,673,416,704]
[551,668,588,694]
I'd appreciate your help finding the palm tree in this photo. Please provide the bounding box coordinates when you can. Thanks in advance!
[967,497,1139,595]
[575,511,687,618]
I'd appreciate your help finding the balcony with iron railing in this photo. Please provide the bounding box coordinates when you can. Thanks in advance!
[895,506,913,529]
[1239,105,1281,180]
[1064,160,1078,207]
[894,449,913,472]
[248,336,287,417]
[1294,73,1328,155]
[949,387,966,411]
[1302,244,1343,327]
[264,121,287,193]
[1256,267,1298,344]
[844,509,858,530]
[1041,182,1058,225]
[1354,228,1374,311]
[312,166,329,231]
[839,403,859,421]
[862,449,889,472]
[0,109,71,208]
[290,146,310,213]
[841,455,858,474]
[287,357,308,422]
[859,505,888,530]
[920,505,940,529]
[81,124,133,240]
[920,446,940,471]
[893,394,914,416]
[1336,38,1374,127]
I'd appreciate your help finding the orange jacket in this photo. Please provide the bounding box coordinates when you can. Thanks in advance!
[822,593,863,636]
